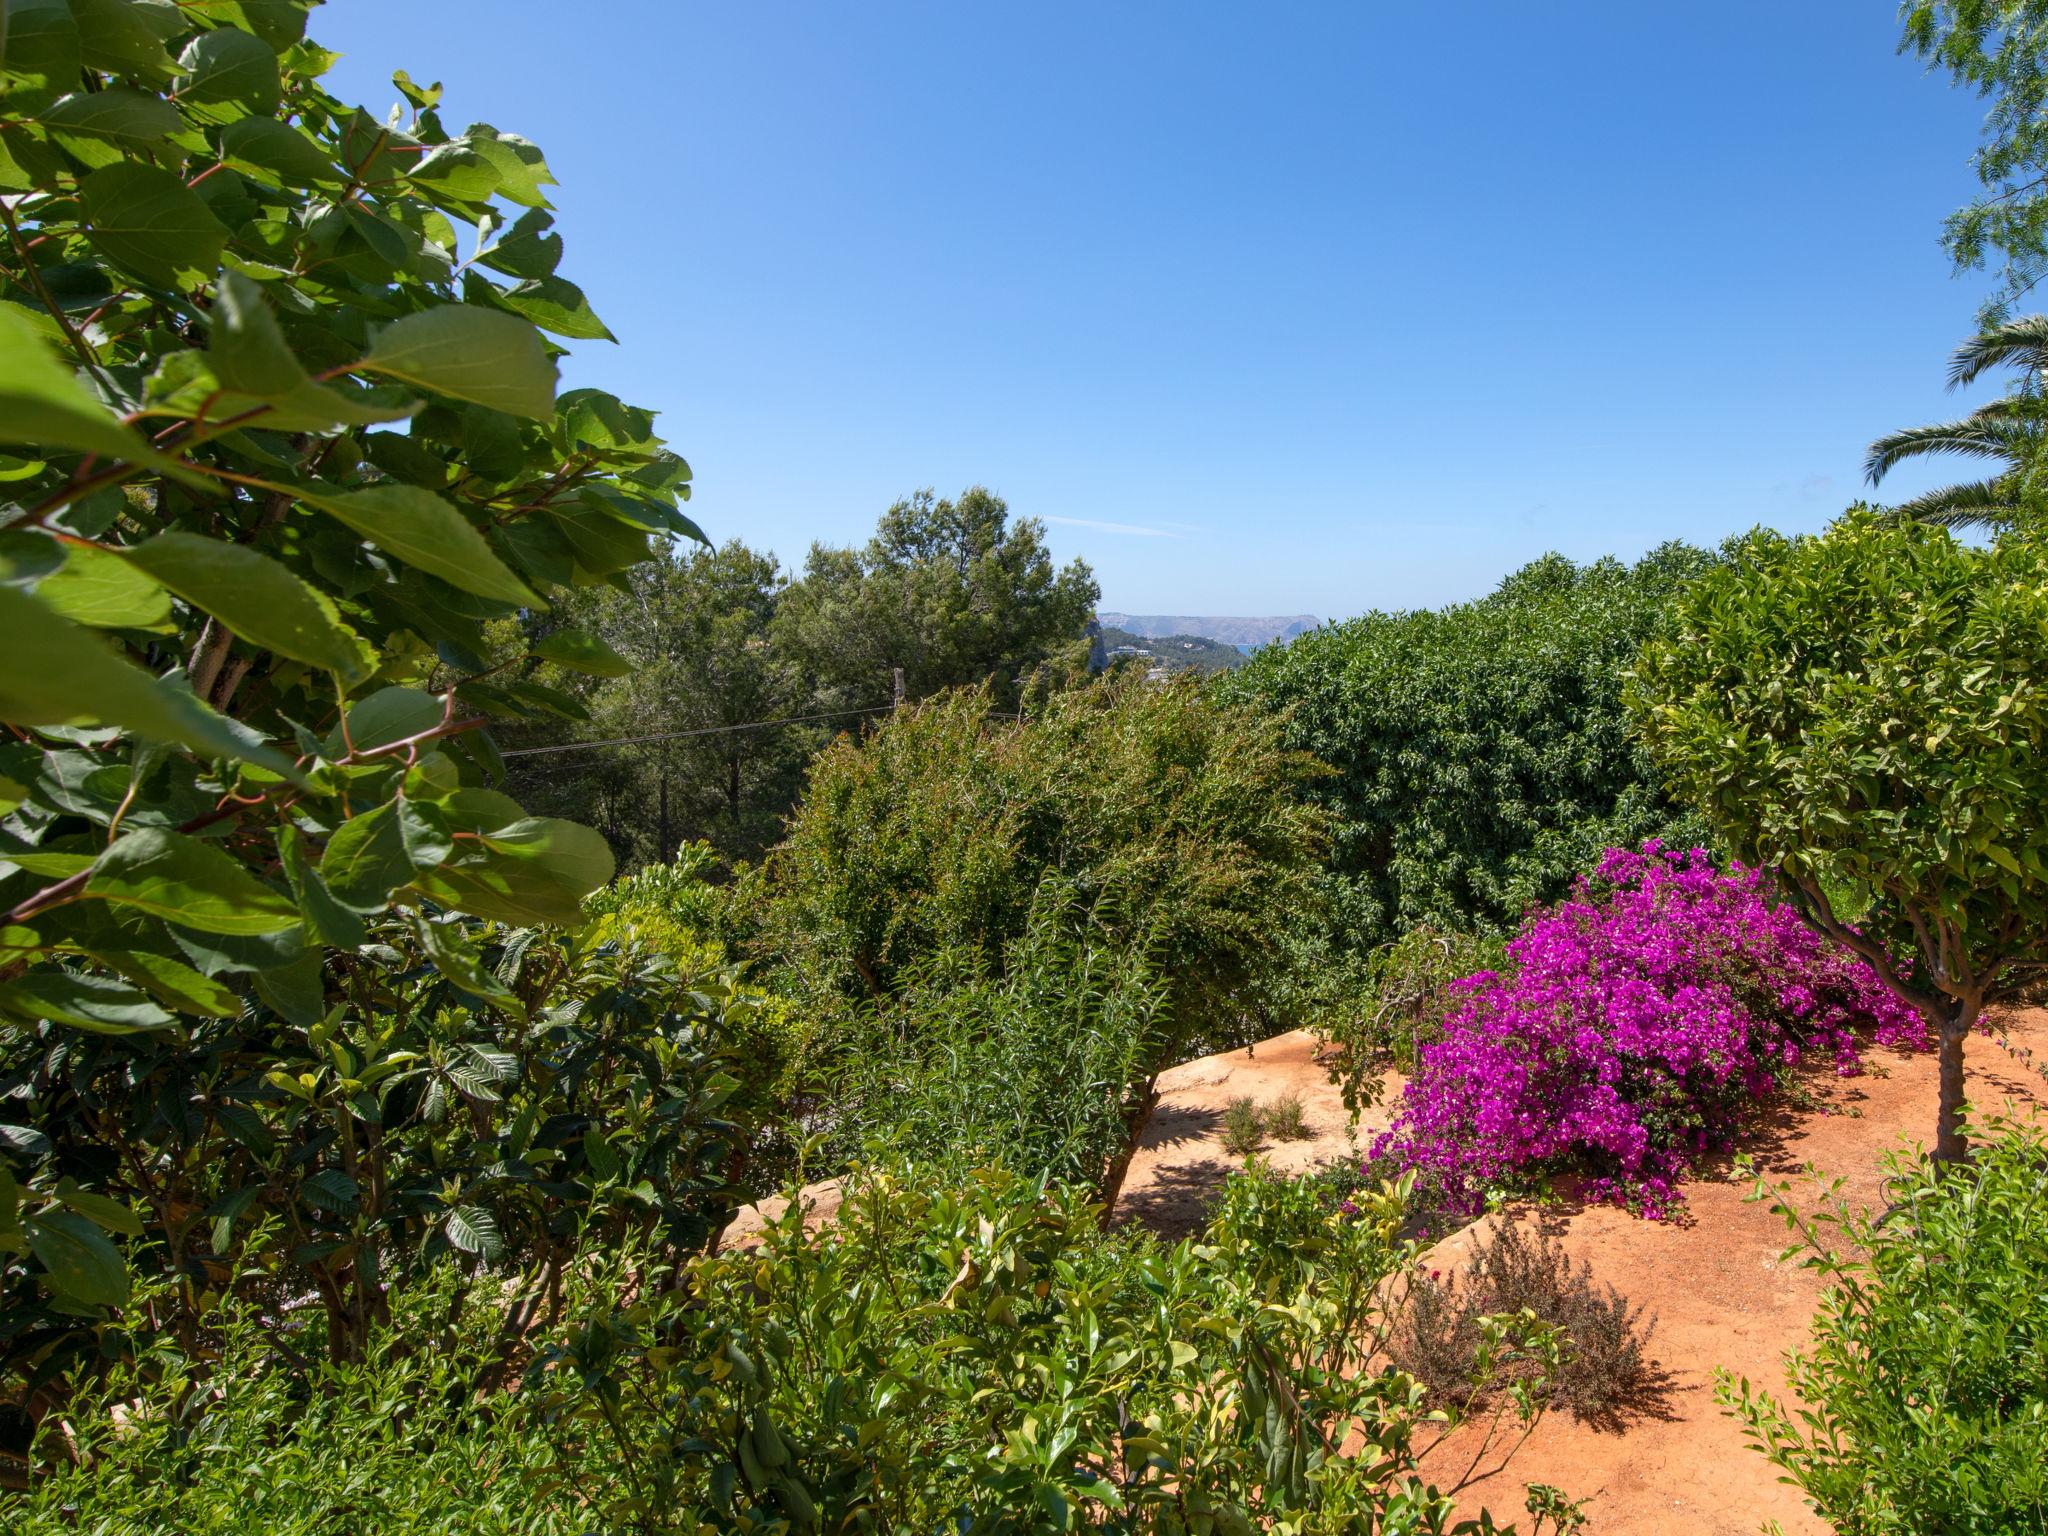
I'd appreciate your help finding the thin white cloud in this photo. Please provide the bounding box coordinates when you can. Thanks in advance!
[1044,515,1178,538]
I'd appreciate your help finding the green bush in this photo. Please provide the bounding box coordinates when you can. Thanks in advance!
[11,1272,579,1533]
[12,1163,1575,1533]
[1719,1114,2048,1533]
[0,916,745,1389]
[756,673,1329,1197]
[585,846,812,1189]
[1221,1096,1267,1156]
[825,880,1166,1194]
[529,1157,1573,1534]
[1220,547,1713,958]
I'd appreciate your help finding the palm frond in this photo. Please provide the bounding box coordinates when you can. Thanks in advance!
[1947,313,2048,388]
[1885,476,2020,529]
[1864,416,2033,483]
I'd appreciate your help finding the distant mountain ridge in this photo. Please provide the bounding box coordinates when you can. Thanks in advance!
[1097,626,1247,675]
[1096,613,1319,647]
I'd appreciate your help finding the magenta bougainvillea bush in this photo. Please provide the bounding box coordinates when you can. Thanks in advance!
[1373,843,1928,1218]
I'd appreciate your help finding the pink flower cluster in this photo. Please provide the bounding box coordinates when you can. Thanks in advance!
[1374,843,1928,1218]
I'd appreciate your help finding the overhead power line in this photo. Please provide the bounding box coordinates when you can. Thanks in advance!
[498,706,892,759]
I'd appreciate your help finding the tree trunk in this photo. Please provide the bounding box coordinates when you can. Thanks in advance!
[657,773,671,865]
[1096,1075,1162,1214]
[1933,994,1983,1165]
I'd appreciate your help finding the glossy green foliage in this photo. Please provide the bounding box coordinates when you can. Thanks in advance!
[1630,512,2048,1030]
[1720,1115,2048,1534]
[14,1166,1567,1534]
[530,1159,1570,1534]
[1220,547,1713,957]
[0,915,745,1389]
[584,849,813,1191]
[0,2,697,1345]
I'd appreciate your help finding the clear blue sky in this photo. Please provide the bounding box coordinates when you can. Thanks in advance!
[315,1,1999,621]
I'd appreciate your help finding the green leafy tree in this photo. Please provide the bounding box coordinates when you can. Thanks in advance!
[1631,511,2048,1161]
[507,540,817,866]
[1902,0,2048,320]
[0,3,700,1360]
[1219,546,1714,959]
[774,486,1099,711]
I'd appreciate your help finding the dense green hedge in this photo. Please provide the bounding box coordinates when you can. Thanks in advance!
[1219,546,1714,956]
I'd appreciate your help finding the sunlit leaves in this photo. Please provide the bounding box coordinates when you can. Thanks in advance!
[120,533,374,681]
[80,163,229,287]
[362,305,557,420]
[0,306,181,472]
[86,827,301,935]
[294,481,541,607]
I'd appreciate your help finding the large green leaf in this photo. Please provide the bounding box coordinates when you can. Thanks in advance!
[204,272,418,432]
[271,821,361,950]
[80,162,229,288]
[217,114,340,186]
[0,305,186,473]
[98,947,241,1017]
[0,585,295,775]
[416,816,613,926]
[497,276,613,341]
[461,124,555,208]
[0,0,82,86]
[531,627,631,677]
[175,26,280,116]
[25,1209,129,1308]
[87,827,302,935]
[0,968,175,1033]
[293,480,543,607]
[361,305,556,420]
[324,685,445,756]
[71,0,176,80]
[33,542,171,630]
[39,88,182,150]
[320,797,450,912]
[120,532,373,681]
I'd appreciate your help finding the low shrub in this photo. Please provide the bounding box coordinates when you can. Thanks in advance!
[1266,1092,1312,1141]
[1720,1114,2048,1535]
[11,1274,577,1533]
[1221,1096,1267,1155]
[1375,843,1928,1217]
[528,1159,1577,1533]
[823,883,1167,1196]
[1393,1224,1658,1424]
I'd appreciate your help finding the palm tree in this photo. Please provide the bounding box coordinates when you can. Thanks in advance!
[1866,316,2048,529]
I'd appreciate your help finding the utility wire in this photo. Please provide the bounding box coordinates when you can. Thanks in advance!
[498,706,892,758]
[498,702,1028,759]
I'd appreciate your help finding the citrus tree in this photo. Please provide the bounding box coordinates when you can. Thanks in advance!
[1631,511,2048,1161]
[0,1,700,1343]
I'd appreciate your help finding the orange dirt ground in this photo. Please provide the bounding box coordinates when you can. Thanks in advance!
[1112,1009,2048,1536]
